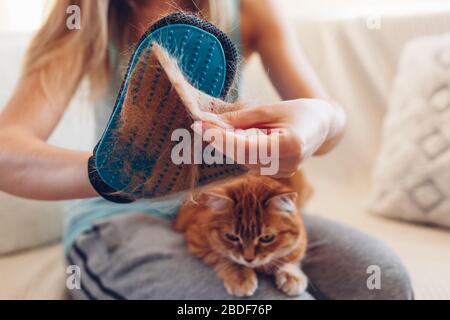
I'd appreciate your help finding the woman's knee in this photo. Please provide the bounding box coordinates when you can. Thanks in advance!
[369,259,413,300]
[303,215,414,300]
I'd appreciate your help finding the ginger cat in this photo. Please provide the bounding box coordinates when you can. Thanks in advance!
[175,172,312,297]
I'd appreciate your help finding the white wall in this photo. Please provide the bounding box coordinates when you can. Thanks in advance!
[283,0,450,17]
[0,0,46,32]
[1,0,449,32]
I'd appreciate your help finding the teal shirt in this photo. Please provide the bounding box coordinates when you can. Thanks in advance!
[63,3,242,254]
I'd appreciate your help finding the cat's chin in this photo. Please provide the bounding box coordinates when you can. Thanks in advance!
[228,256,271,268]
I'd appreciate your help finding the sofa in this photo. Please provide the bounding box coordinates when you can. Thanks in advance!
[1,6,450,300]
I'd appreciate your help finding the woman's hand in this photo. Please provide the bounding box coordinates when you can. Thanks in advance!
[193,99,346,178]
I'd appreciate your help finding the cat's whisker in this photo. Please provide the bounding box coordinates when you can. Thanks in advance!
[214,260,234,274]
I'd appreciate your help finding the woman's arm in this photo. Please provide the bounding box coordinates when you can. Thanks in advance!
[240,0,347,155]
[0,72,96,200]
[242,0,329,100]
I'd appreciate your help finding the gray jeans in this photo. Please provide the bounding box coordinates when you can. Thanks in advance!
[67,213,413,300]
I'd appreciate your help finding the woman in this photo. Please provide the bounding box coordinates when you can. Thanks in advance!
[0,0,412,299]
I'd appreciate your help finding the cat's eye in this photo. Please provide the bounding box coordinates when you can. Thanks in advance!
[259,234,276,243]
[225,233,240,242]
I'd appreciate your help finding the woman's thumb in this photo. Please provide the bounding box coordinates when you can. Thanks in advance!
[219,105,276,129]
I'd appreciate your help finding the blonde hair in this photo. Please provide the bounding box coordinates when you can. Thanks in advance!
[22,0,237,104]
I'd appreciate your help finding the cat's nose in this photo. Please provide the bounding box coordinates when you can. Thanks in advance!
[243,247,255,263]
[244,257,254,263]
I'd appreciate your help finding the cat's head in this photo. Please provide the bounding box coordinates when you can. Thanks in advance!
[199,174,309,268]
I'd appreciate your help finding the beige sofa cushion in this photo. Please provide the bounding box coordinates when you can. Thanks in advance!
[0,243,66,299]
[0,193,64,254]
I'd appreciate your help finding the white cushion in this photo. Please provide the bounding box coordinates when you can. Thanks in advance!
[370,34,450,228]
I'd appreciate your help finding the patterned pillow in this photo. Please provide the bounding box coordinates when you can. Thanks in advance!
[370,34,450,228]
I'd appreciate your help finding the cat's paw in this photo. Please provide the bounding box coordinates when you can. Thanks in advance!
[275,264,308,296]
[223,270,258,297]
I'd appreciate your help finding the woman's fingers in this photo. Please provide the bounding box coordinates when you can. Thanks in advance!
[191,121,302,176]
[219,105,282,129]
[192,121,271,162]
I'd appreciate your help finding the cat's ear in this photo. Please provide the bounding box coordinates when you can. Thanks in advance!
[202,192,234,212]
[266,192,298,214]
